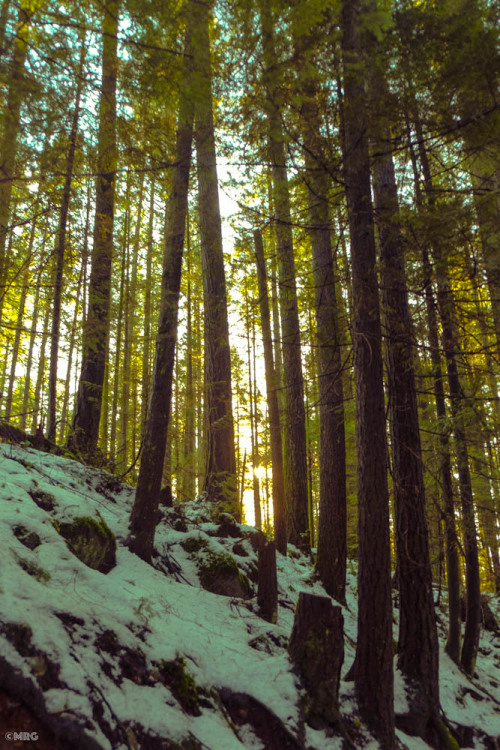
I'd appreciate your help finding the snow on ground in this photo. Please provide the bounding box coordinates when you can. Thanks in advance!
[0,443,499,749]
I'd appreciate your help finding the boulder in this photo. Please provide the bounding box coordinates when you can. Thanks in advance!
[58,517,116,573]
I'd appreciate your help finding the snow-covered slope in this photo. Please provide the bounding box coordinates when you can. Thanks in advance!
[0,443,498,749]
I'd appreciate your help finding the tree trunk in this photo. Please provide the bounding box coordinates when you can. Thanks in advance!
[4,267,29,421]
[254,229,286,553]
[372,140,447,745]
[47,36,85,442]
[141,179,155,436]
[415,120,482,677]
[181,220,196,502]
[194,0,238,518]
[128,16,195,562]
[289,592,344,729]
[340,1,395,745]
[258,0,309,549]
[68,0,120,458]
[406,120,462,664]
[257,541,278,624]
[0,3,31,311]
[295,27,347,601]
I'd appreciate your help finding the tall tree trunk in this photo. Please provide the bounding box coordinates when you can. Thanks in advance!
[0,3,31,311]
[31,300,51,434]
[295,26,347,600]
[341,1,394,745]
[194,0,238,517]
[415,119,482,677]
[407,120,462,664]
[19,279,40,431]
[128,16,195,562]
[59,259,84,443]
[0,0,11,55]
[47,36,85,441]
[181,224,196,502]
[259,0,309,549]
[372,142,449,745]
[246,292,261,528]
[141,179,155,435]
[68,0,120,458]
[4,267,29,421]
[254,230,287,553]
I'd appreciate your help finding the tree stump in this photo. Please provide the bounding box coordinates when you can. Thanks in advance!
[257,541,278,623]
[289,592,344,728]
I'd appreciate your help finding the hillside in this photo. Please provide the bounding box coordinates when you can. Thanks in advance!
[0,444,498,749]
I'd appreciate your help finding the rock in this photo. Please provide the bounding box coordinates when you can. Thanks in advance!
[28,490,56,512]
[218,688,303,750]
[155,657,201,716]
[58,516,116,573]
[215,512,240,538]
[181,537,252,598]
[13,525,41,550]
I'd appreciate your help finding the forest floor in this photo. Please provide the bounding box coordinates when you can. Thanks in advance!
[0,443,498,749]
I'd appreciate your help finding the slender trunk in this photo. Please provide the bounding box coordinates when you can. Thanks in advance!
[129,16,195,561]
[181,241,196,501]
[0,0,11,55]
[31,300,51,434]
[69,0,120,458]
[259,0,309,549]
[246,293,261,528]
[406,121,462,664]
[341,1,394,744]
[47,37,85,441]
[415,118,481,677]
[19,281,40,431]
[141,179,155,435]
[0,4,31,309]
[254,230,286,552]
[59,261,84,443]
[4,267,29,421]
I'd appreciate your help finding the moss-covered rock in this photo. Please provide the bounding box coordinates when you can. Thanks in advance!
[156,656,201,716]
[18,558,51,583]
[181,536,252,598]
[58,516,116,573]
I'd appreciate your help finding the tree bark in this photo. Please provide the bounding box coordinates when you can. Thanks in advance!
[47,36,85,442]
[254,229,287,554]
[68,0,120,458]
[194,0,238,518]
[294,25,347,601]
[257,541,278,623]
[0,3,31,313]
[289,592,344,729]
[415,120,482,677]
[258,0,309,549]
[340,1,395,745]
[128,15,195,562]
